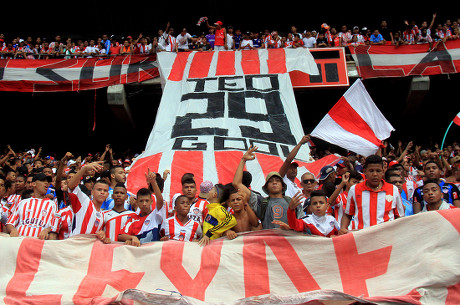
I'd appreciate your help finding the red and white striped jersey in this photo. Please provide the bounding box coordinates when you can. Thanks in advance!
[403,178,417,200]
[333,191,356,230]
[1,201,10,232]
[50,206,74,240]
[6,197,57,238]
[7,194,21,209]
[187,197,209,223]
[103,209,137,241]
[68,186,105,236]
[345,180,404,230]
[161,215,202,241]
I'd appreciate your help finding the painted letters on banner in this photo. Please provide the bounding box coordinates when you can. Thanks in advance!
[349,40,460,79]
[0,55,159,92]
[126,49,321,200]
[1,209,459,304]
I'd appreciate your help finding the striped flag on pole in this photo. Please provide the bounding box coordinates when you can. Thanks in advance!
[311,78,394,156]
[454,112,460,126]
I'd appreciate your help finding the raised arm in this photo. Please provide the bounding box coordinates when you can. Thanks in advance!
[279,135,310,178]
[145,168,164,211]
[68,161,104,191]
[232,146,258,199]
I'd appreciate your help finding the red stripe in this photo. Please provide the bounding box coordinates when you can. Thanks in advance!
[369,192,378,227]
[267,48,287,74]
[126,152,162,195]
[328,96,383,147]
[254,153,284,180]
[188,52,214,79]
[215,151,245,184]
[241,50,260,75]
[190,221,200,240]
[169,218,175,239]
[216,51,236,76]
[168,52,192,81]
[169,151,204,203]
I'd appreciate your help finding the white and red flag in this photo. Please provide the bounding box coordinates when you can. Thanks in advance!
[454,112,460,126]
[311,78,394,156]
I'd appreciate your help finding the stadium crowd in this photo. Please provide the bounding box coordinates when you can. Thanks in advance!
[1,14,459,59]
[0,136,459,245]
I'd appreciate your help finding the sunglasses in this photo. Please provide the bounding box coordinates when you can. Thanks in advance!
[302,179,316,184]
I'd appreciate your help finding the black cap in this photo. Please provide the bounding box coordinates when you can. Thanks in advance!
[32,173,52,183]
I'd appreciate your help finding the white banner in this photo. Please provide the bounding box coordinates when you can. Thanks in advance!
[1,209,460,304]
[126,49,320,200]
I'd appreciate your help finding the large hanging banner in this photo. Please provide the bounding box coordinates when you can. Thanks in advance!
[126,49,322,200]
[1,209,459,304]
[0,55,159,92]
[349,40,460,79]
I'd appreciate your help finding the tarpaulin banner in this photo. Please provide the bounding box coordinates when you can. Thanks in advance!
[349,40,460,79]
[1,209,459,304]
[0,55,159,92]
[126,49,321,200]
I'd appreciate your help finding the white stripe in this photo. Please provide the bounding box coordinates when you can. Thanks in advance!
[343,79,394,140]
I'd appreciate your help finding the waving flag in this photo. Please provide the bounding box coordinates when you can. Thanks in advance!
[454,112,460,127]
[127,49,320,200]
[311,78,394,156]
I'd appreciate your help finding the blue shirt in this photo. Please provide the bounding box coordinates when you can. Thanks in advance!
[370,33,384,43]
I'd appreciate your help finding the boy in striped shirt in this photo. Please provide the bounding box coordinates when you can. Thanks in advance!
[118,187,164,246]
[287,190,340,237]
[6,173,57,239]
[161,195,202,242]
[339,155,404,234]
[102,183,136,242]
[67,162,109,238]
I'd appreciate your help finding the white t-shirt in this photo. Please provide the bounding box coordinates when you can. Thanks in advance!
[176,33,192,50]
[302,37,317,48]
[227,34,234,49]
[240,39,253,49]
[283,175,305,204]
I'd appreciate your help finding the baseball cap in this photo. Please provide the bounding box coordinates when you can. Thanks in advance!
[32,173,52,183]
[389,160,399,168]
[199,180,214,198]
[262,171,286,194]
[336,160,346,168]
[215,21,223,26]
[318,166,335,180]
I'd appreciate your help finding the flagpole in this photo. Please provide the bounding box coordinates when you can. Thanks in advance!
[441,120,454,151]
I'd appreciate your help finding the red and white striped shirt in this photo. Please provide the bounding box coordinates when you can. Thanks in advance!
[103,209,137,241]
[333,191,356,230]
[161,215,202,241]
[7,194,21,210]
[6,197,57,238]
[68,186,105,236]
[187,197,209,223]
[50,206,74,240]
[345,180,404,230]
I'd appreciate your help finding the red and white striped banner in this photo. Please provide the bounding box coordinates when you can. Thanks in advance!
[0,55,159,92]
[127,49,321,199]
[1,209,459,304]
[349,40,460,79]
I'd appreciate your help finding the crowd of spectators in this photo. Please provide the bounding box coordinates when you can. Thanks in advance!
[0,136,458,245]
[1,14,459,59]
